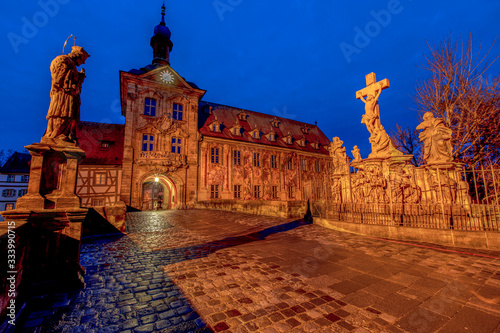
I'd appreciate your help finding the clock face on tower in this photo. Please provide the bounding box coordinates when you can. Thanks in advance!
[160,70,174,84]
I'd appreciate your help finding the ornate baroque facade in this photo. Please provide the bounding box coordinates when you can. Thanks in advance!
[73,5,332,215]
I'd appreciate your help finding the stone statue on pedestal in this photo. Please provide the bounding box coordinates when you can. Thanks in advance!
[43,46,90,144]
[417,112,453,164]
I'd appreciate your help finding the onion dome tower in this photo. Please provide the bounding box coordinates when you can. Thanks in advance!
[150,2,173,65]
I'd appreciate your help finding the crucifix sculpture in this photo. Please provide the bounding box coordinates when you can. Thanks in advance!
[356,73,389,136]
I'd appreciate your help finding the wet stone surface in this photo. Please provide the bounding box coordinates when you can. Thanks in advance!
[16,210,500,332]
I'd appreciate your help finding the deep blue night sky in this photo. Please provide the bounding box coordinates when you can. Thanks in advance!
[1,1,499,158]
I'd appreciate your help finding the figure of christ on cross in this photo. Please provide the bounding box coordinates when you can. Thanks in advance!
[356,72,390,136]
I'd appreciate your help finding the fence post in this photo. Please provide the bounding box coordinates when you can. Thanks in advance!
[436,168,447,229]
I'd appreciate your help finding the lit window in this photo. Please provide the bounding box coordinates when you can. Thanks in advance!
[211,184,219,199]
[234,185,241,199]
[171,137,182,154]
[142,134,154,151]
[5,203,14,210]
[271,186,278,199]
[6,175,15,182]
[254,185,261,198]
[144,98,156,116]
[211,148,219,164]
[288,186,294,199]
[271,155,278,169]
[173,103,183,120]
[18,189,27,197]
[21,175,29,182]
[233,150,241,165]
[253,153,260,167]
[95,172,106,185]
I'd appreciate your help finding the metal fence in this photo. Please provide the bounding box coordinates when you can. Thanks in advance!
[314,166,500,232]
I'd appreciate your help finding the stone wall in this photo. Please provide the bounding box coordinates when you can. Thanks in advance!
[195,200,308,218]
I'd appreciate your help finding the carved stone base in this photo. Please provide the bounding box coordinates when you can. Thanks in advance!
[0,208,88,293]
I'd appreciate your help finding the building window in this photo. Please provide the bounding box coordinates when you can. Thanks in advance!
[327,162,332,171]
[285,136,292,144]
[2,189,16,197]
[268,133,276,142]
[211,184,219,199]
[95,172,106,185]
[18,189,27,197]
[287,158,293,170]
[232,127,241,136]
[271,186,278,199]
[315,160,320,173]
[211,148,219,164]
[142,134,154,151]
[252,130,260,139]
[144,98,156,116]
[101,141,111,149]
[233,150,241,165]
[302,159,307,171]
[254,185,261,198]
[6,175,15,182]
[21,175,29,182]
[315,187,321,199]
[288,186,294,199]
[271,155,278,169]
[234,185,241,199]
[5,203,14,210]
[173,103,183,121]
[91,198,105,206]
[253,153,260,167]
[210,122,221,132]
[299,139,306,147]
[171,137,182,154]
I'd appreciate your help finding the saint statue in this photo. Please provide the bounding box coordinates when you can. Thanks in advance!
[359,82,382,135]
[351,145,362,162]
[43,45,90,143]
[416,112,453,164]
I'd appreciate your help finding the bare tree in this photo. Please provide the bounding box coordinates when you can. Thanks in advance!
[414,33,500,167]
[390,124,423,166]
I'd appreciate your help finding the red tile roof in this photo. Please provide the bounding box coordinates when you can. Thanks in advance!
[198,101,331,154]
[77,121,125,165]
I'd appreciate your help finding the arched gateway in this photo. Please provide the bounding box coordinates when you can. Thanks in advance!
[140,174,178,211]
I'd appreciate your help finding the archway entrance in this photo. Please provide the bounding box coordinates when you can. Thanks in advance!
[141,175,177,211]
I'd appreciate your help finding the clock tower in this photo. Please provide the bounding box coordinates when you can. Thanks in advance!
[150,2,173,65]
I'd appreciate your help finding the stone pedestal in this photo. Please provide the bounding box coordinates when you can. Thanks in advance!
[0,140,88,293]
[16,141,85,210]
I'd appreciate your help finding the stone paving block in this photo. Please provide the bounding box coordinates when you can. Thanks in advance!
[122,318,139,329]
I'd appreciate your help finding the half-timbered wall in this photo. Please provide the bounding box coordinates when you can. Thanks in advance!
[77,165,122,207]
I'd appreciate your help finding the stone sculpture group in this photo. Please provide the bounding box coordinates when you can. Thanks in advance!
[326,72,466,206]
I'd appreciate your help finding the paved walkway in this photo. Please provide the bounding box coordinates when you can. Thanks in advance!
[17,210,500,332]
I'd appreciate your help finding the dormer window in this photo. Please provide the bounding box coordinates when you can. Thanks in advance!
[230,123,242,136]
[250,128,261,139]
[283,135,293,145]
[238,112,249,121]
[266,131,277,142]
[100,141,113,149]
[209,122,221,133]
[271,119,281,128]
[298,138,307,147]
[301,126,310,134]
[311,142,320,150]
[144,98,156,116]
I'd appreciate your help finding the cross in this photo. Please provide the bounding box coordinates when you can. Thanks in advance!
[356,72,390,100]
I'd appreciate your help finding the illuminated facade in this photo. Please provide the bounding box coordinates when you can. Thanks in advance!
[76,5,333,216]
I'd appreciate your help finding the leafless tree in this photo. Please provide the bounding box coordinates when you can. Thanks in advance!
[390,124,423,166]
[413,33,500,167]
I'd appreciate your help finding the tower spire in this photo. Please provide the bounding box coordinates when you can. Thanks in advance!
[161,1,166,25]
[150,1,173,65]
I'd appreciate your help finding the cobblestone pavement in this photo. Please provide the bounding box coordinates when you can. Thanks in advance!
[17,209,500,332]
